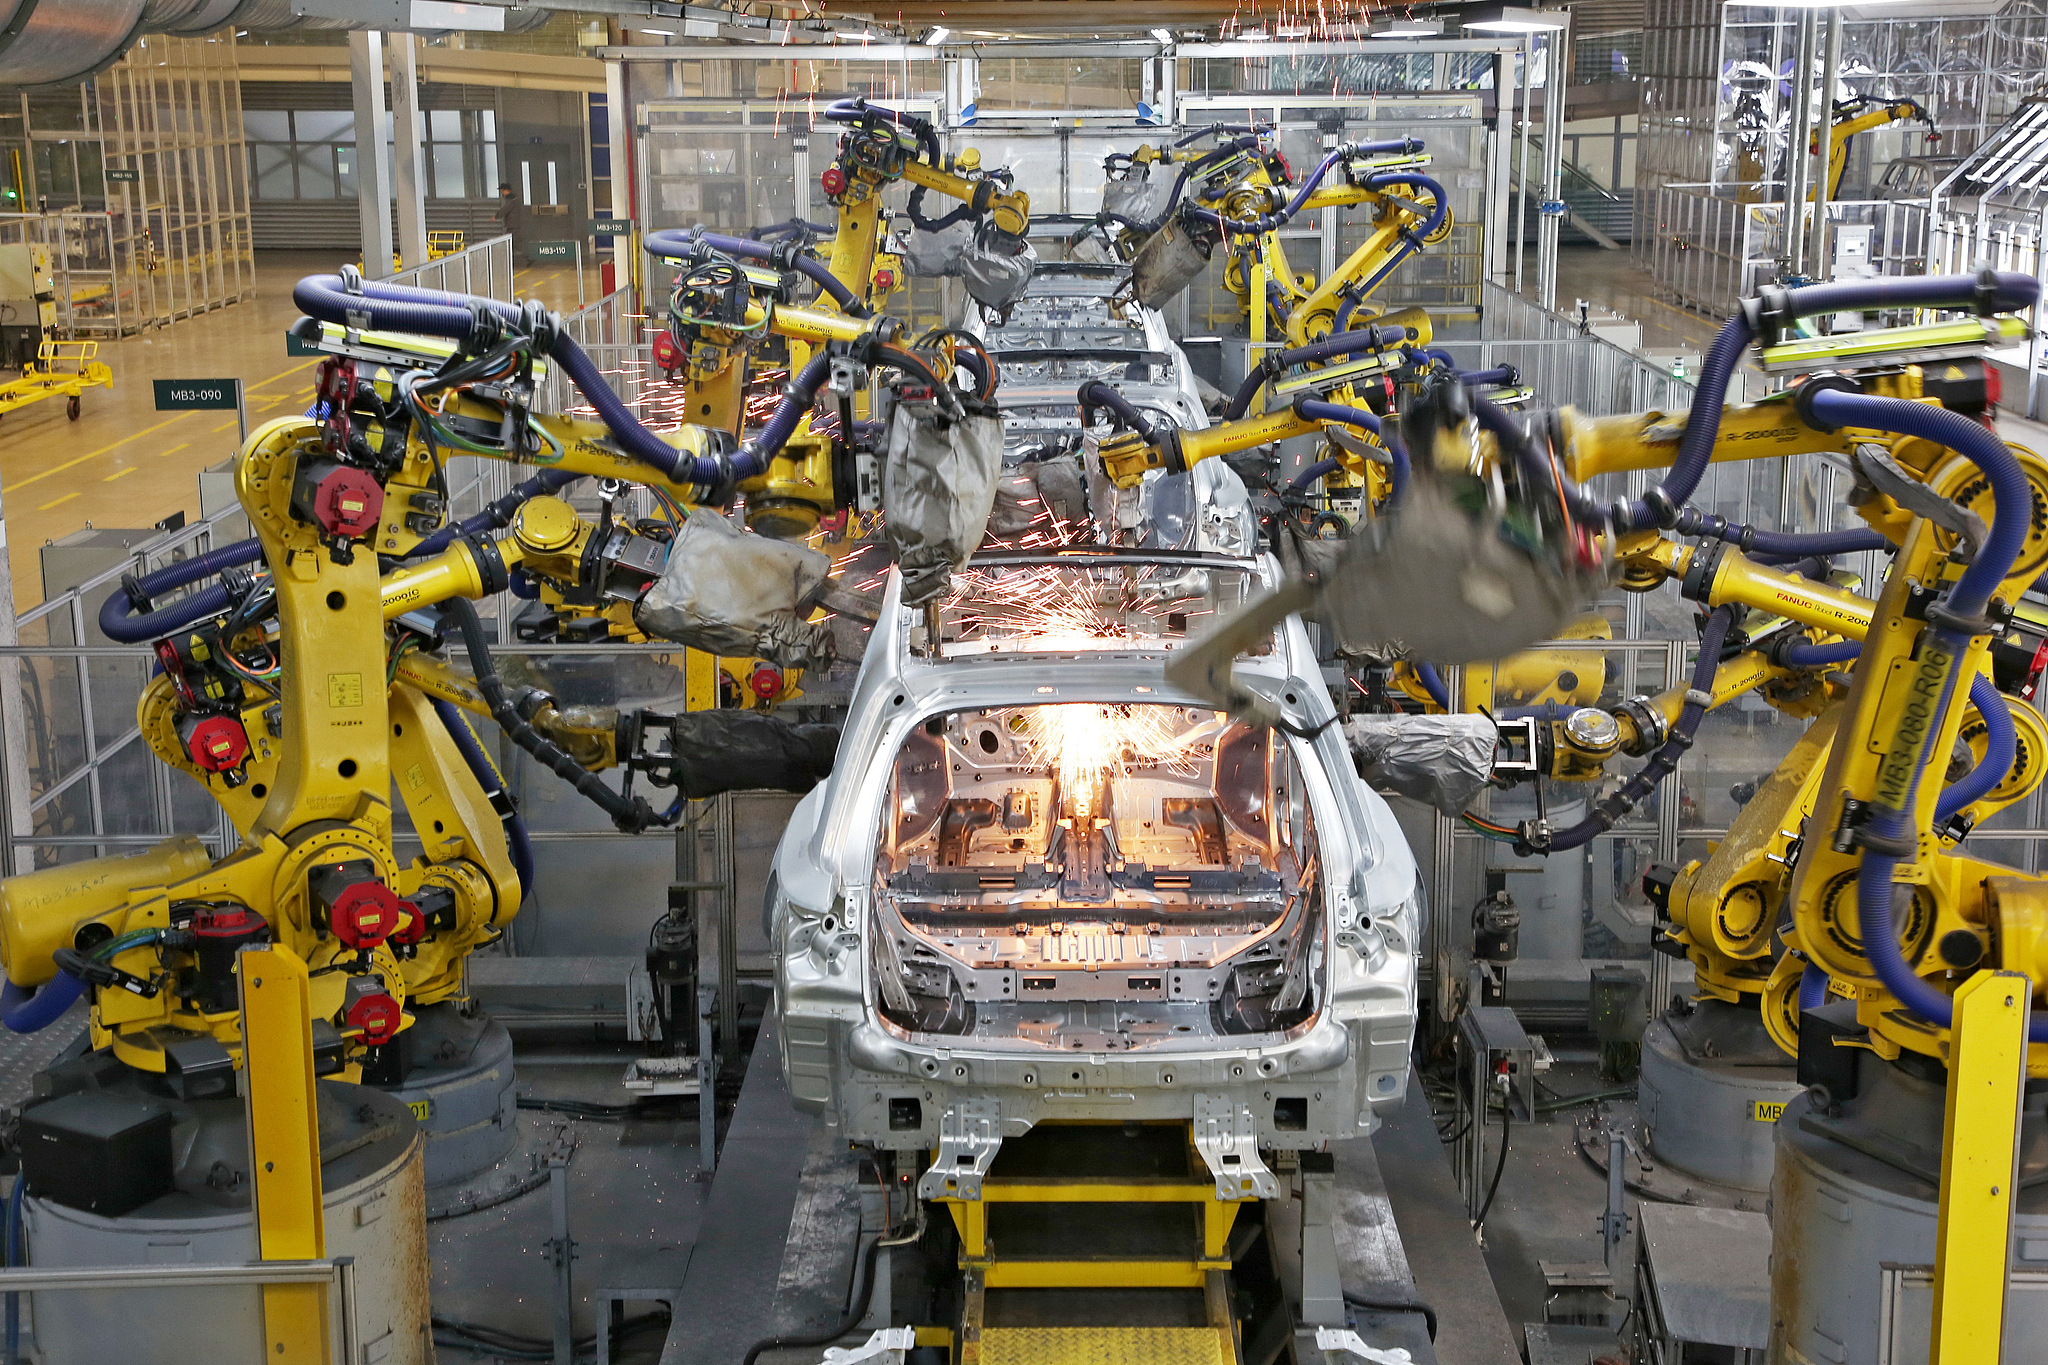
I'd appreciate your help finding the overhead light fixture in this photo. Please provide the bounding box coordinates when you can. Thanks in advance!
[1150,27,1174,43]
[1239,28,1272,40]
[638,26,676,35]
[1463,6,1570,30]
[1371,18,1443,35]
[924,25,950,44]
[1275,24,1311,36]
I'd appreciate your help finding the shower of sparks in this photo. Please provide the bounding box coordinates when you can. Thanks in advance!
[1021,704,1205,823]
[935,563,1222,652]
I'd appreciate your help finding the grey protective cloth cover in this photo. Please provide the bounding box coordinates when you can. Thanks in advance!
[885,399,1004,605]
[959,233,1038,313]
[1103,168,1172,227]
[1130,215,1214,308]
[1343,713,1498,816]
[903,220,971,277]
[633,507,834,667]
[1314,475,1605,664]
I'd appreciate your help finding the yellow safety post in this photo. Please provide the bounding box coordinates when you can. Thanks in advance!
[1930,968,2029,1363]
[240,941,331,1363]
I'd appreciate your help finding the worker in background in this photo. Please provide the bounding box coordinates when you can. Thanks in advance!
[496,181,530,265]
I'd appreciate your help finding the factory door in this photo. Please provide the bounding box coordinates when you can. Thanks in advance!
[511,141,576,258]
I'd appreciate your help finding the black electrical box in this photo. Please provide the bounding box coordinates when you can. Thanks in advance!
[20,1092,176,1216]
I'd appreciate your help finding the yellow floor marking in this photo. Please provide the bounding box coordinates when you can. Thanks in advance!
[103,467,135,481]
[158,442,190,457]
[38,492,78,510]
[2,358,317,494]
[211,418,240,432]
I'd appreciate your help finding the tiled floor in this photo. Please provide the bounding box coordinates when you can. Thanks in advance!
[0,251,602,609]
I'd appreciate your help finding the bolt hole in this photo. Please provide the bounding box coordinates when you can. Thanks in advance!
[251,784,267,798]
[326,591,346,611]
[433,820,444,833]
[338,759,358,779]
[392,723,403,736]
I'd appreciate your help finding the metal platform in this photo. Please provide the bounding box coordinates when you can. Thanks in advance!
[666,1060,1521,1365]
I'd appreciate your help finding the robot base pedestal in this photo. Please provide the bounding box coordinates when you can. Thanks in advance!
[1770,1064,2048,1364]
[1638,1004,1805,1196]
[25,1079,429,1365]
[374,1002,519,1188]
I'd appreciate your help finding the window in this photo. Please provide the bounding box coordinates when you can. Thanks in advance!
[245,105,497,202]
[244,109,352,200]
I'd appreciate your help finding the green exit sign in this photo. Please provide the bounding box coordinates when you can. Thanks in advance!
[533,240,575,261]
[106,168,139,184]
[153,378,240,410]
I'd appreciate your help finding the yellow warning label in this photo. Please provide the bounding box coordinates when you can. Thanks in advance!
[404,762,425,791]
[1753,1100,1787,1122]
[327,672,364,707]
[408,1099,432,1121]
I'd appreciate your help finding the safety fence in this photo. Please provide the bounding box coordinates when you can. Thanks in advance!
[385,232,516,302]
[1642,185,1927,319]
[1926,205,2048,418]
[1459,280,1696,416]
[0,212,168,339]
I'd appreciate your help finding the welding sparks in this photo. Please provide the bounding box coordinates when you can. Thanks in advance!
[1021,704,1205,822]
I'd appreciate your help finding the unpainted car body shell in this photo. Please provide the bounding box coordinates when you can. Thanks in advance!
[768,553,1419,1153]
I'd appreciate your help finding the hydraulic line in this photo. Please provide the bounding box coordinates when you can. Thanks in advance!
[1286,458,1342,493]
[1188,150,1344,234]
[1471,398,1605,528]
[1798,964,1832,1012]
[1296,398,1410,500]
[293,272,829,489]
[441,597,658,834]
[1614,271,2040,532]
[430,696,535,899]
[645,227,870,319]
[1077,379,1158,440]
[1780,639,1862,667]
[1775,639,2014,822]
[1415,663,1451,710]
[0,973,81,1034]
[99,538,266,645]
[1797,384,2044,1036]
[1670,509,1891,560]
[1528,606,1737,853]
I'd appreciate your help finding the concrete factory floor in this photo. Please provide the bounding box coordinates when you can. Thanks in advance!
[0,251,605,612]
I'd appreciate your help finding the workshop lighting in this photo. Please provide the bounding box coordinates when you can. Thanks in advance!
[1150,27,1174,43]
[1239,28,1273,40]
[1372,19,1444,35]
[1463,6,1570,30]
[638,26,676,35]
[924,25,950,44]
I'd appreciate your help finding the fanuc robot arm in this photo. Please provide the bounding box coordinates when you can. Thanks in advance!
[16,272,876,1084]
[1419,271,2048,1084]
[1102,126,1450,343]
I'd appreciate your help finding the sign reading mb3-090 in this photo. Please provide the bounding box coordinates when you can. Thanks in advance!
[152,378,241,410]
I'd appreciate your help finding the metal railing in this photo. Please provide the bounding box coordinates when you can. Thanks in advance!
[1926,203,2048,417]
[1467,280,1697,415]
[386,233,516,301]
[0,1256,359,1364]
[1643,185,1929,318]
